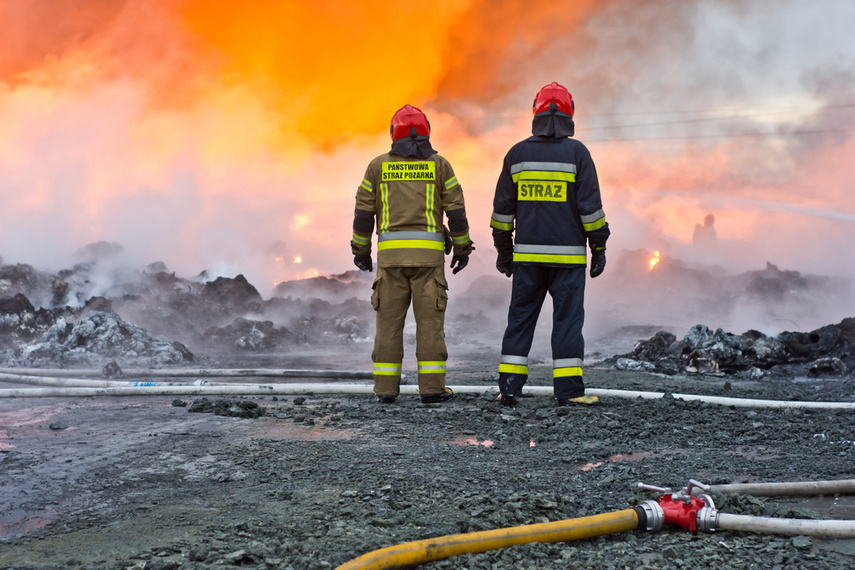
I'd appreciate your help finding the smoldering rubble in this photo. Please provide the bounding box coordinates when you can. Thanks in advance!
[1,243,854,375]
[610,318,855,380]
[0,256,376,368]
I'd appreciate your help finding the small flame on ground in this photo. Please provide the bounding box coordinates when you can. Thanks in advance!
[294,257,302,264]
[649,250,661,271]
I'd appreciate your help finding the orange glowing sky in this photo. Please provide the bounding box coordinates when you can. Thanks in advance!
[1,0,854,292]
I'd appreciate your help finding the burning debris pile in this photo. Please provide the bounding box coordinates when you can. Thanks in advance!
[1,241,853,371]
[611,319,855,378]
[0,298,192,367]
[0,247,376,367]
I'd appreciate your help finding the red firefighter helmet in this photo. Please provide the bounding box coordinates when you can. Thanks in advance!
[390,105,430,141]
[533,82,574,117]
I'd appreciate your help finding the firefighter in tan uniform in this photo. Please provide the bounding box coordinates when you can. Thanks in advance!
[352,105,474,404]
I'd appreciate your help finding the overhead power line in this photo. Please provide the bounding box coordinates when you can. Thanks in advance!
[583,126,855,143]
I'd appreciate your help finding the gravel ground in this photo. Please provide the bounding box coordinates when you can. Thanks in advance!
[2,365,855,569]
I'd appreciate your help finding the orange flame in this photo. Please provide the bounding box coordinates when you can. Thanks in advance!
[649,251,661,270]
[2,1,854,289]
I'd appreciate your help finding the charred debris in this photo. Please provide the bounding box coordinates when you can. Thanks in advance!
[1,243,854,378]
[0,254,375,368]
[611,320,855,379]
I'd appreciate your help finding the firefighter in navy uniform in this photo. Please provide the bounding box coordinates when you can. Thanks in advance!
[352,105,474,404]
[490,82,609,407]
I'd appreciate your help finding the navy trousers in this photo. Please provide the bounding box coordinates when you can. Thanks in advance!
[498,264,586,400]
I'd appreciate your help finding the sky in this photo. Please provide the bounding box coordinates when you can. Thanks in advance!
[1,0,854,332]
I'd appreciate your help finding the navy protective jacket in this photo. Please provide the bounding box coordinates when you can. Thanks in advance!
[490,133,609,266]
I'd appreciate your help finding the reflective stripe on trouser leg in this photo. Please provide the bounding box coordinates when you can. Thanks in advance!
[373,362,402,396]
[411,265,448,394]
[372,266,411,396]
[549,266,587,400]
[417,360,446,395]
[498,354,528,396]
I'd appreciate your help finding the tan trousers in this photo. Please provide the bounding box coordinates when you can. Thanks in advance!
[371,265,448,396]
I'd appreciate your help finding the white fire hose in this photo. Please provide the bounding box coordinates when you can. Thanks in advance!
[0,369,854,409]
[692,479,855,497]
[714,513,855,536]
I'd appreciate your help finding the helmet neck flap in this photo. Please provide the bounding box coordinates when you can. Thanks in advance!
[390,134,437,159]
[532,106,575,138]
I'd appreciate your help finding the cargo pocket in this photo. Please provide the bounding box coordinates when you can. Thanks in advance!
[434,274,448,311]
[371,275,382,311]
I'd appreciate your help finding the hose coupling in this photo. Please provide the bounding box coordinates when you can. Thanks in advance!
[637,479,715,533]
[696,494,719,533]
[637,500,665,532]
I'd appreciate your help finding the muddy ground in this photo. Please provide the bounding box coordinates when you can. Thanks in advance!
[2,356,855,570]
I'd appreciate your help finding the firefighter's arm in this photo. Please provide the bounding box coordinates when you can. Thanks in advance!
[352,170,376,271]
[575,146,609,277]
[490,156,516,277]
[440,163,474,256]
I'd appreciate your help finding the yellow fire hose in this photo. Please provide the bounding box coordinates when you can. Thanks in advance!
[335,508,642,570]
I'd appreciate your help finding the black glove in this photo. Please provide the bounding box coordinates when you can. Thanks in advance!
[589,249,606,278]
[496,251,513,277]
[353,254,373,272]
[450,254,469,274]
[443,226,453,255]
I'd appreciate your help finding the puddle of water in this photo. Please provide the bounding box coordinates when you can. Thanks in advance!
[0,512,54,541]
[799,495,855,519]
[451,436,494,447]
[0,429,15,451]
[249,418,357,442]
[792,376,850,384]
[581,461,604,472]
[580,450,675,471]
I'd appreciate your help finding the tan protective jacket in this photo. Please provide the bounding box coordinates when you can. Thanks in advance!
[352,152,470,267]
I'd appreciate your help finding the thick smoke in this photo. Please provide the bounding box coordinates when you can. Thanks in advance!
[1,0,854,345]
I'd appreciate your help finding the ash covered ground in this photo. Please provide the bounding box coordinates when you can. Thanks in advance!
[2,244,855,569]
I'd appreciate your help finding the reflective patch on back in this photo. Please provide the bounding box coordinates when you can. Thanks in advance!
[382,161,436,181]
[518,180,567,202]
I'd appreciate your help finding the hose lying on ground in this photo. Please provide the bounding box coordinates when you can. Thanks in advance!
[1,375,854,410]
[335,508,645,570]
[692,479,855,497]
[714,513,855,537]
[336,481,855,569]
[0,368,373,379]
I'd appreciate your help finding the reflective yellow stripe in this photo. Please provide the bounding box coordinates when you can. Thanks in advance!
[582,217,606,231]
[361,179,373,192]
[511,170,576,183]
[445,176,458,188]
[374,363,402,376]
[513,253,587,264]
[498,363,528,375]
[380,183,390,232]
[352,233,370,245]
[554,367,583,378]
[418,361,446,374]
[452,233,470,244]
[491,219,514,231]
[426,183,436,233]
[378,240,445,251]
